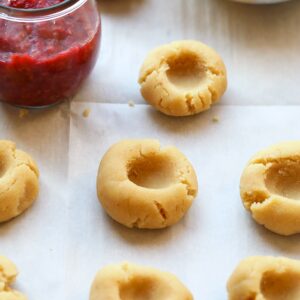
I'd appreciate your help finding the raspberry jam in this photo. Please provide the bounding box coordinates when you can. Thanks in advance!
[2,0,64,9]
[0,0,100,107]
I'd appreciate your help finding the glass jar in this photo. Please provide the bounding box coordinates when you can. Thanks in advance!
[0,0,101,107]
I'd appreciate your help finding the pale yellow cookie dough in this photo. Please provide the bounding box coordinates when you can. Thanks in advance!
[90,262,193,300]
[0,256,27,300]
[0,140,39,223]
[97,139,198,229]
[138,40,227,117]
[240,141,300,236]
[227,256,300,300]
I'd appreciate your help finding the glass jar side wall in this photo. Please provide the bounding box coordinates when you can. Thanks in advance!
[0,0,101,107]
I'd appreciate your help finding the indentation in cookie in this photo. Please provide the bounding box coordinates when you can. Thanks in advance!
[265,160,300,200]
[128,154,176,189]
[0,155,9,178]
[166,52,205,90]
[90,262,193,300]
[120,277,166,300]
[260,270,300,300]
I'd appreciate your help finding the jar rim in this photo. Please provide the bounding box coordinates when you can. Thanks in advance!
[0,0,88,21]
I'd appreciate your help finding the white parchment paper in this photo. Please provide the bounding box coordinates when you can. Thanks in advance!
[0,1,299,298]
[0,103,70,299]
[66,103,300,300]
[1,102,300,299]
[73,0,300,106]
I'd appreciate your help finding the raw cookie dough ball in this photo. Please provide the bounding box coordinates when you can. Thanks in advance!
[240,141,300,236]
[97,139,198,229]
[227,256,300,300]
[90,262,193,300]
[0,256,27,300]
[138,40,227,117]
[0,140,39,223]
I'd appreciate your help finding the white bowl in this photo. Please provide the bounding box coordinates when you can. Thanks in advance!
[231,0,289,4]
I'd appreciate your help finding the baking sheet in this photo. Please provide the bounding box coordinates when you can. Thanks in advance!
[1,102,300,299]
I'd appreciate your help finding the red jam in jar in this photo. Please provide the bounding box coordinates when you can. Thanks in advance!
[0,0,100,107]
